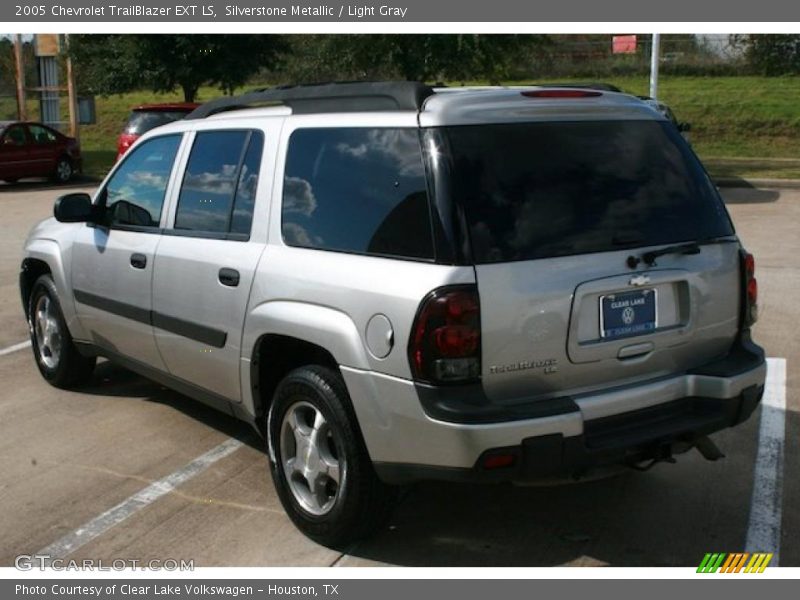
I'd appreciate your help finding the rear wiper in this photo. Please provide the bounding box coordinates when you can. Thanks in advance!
[626,236,737,269]
[627,242,700,269]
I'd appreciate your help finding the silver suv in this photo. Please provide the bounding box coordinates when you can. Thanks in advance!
[20,82,766,546]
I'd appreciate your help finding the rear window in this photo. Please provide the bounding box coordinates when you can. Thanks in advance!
[124,110,191,135]
[281,128,434,260]
[436,120,733,264]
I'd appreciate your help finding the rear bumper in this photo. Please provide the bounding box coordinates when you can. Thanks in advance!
[341,334,766,484]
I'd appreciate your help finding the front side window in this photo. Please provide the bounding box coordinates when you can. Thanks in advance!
[102,135,181,229]
[29,124,58,144]
[282,128,434,260]
[174,130,264,236]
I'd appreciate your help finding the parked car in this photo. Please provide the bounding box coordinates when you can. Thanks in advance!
[20,82,765,547]
[116,103,199,160]
[0,121,81,184]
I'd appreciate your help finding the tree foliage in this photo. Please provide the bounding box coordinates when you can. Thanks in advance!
[282,35,551,84]
[733,34,800,75]
[68,34,286,101]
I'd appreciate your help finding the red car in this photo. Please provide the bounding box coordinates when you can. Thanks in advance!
[117,103,199,160]
[0,121,82,184]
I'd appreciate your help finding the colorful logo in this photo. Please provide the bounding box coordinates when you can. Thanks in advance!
[697,553,773,573]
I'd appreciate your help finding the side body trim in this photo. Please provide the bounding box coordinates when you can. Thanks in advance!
[73,289,227,348]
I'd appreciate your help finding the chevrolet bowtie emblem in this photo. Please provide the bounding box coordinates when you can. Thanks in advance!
[629,275,651,286]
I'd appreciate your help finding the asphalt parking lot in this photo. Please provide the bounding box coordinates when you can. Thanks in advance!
[0,181,796,567]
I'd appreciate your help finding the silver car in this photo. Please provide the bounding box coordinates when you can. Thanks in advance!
[20,82,766,546]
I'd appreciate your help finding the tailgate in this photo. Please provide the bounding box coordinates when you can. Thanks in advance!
[477,243,741,404]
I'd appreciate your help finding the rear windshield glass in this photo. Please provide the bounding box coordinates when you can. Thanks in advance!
[436,120,733,264]
[125,111,190,135]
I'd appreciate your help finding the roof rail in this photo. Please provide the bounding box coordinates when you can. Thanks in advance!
[186,81,435,119]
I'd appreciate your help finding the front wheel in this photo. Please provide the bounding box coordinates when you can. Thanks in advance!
[267,365,397,547]
[28,274,95,388]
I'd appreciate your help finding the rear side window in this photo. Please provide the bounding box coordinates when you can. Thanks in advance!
[174,130,264,237]
[3,125,27,145]
[436,120,733,264]
[282,128,434,260]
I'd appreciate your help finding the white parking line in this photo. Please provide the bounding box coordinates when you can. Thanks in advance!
[36,438,244,561]
[0,340,31,357]
[745,357,787,564]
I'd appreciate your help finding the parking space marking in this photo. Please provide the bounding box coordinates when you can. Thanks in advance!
[745,357,787,564]
[35,438,243,561]
[0,340,31,357]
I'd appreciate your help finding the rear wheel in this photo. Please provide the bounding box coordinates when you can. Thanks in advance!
[28,274,95,388]
[267,365,397,547]
[52,157,73,183]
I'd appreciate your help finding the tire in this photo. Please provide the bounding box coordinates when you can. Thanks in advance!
[52,157,73,183]
[267,365,397,547]
[28,274,95,388]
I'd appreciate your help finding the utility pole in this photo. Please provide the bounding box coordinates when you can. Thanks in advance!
[65,35,79,140]
[13,34,27,121]
[649,33,661,99]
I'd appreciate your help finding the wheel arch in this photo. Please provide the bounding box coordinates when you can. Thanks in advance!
[19,257,52,319]
[241,301,371,434]
[20,240,87,340]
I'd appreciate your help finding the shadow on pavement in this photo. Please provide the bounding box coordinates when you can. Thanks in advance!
[0,176,99,194]
[74,360,779,568]
[719,181,781,203]
[77,360,262,452]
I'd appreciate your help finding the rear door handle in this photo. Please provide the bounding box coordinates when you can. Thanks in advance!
[130,253,147,269]
[218,268,240,287]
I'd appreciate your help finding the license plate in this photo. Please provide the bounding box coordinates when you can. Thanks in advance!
[600,288,657,340]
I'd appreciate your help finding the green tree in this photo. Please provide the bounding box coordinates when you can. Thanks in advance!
[733,34,800,75]
[283,35,550,84]
[69,34,286,102]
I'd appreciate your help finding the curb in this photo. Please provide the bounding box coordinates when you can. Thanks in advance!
[714,177,800,190]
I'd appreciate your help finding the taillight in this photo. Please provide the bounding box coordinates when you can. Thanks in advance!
[741,251,758,327]
[117,134,138,159]
[409,285,481,384]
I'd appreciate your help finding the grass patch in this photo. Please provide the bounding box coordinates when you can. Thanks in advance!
[81,150,116,180]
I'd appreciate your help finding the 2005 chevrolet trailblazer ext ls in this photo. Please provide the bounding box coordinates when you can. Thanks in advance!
[20,82,766,546]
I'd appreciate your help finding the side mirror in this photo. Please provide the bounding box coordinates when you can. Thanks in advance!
[54,193,94,223]
[678,122,692,132]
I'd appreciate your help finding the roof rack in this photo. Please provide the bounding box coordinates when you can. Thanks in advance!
[186,81,435,120]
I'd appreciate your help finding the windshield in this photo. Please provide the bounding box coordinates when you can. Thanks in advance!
[429,120,733,264]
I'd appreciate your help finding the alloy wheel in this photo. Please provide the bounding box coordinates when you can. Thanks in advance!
[33,295,62,370]
[280,400,342,516]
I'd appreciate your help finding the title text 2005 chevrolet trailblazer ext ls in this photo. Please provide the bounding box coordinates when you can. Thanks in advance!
[20,83,766,545]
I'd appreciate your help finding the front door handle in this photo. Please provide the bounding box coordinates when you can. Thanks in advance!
[218,268,240,287]
[130,253,147,269]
